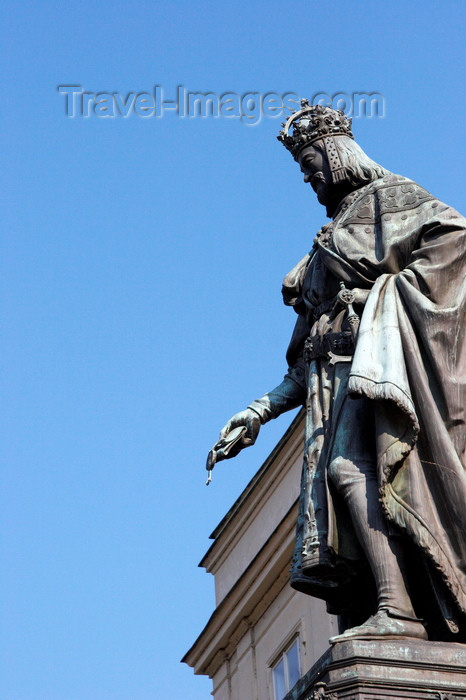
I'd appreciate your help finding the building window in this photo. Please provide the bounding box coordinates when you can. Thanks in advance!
[272,637,301,700]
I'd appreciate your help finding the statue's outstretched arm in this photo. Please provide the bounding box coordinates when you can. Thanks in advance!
[209,363,306,469]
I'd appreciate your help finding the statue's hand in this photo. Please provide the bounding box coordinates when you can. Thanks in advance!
[220,408,261,443]
[352,288,370,306]
[213,409,261,463]
[330,287,370,318]
[337,287,369,307]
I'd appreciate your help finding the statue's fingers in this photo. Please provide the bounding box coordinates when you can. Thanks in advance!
[243,426,255,443]
[244,418,259,445]
[219,422,232,440]
[212,448,226,463]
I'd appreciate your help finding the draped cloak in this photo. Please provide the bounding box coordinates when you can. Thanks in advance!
[284,173,466,637]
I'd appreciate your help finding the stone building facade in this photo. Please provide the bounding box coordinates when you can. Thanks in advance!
[183,411,338,699]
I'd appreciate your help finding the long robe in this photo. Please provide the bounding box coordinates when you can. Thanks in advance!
[285,173,466,639]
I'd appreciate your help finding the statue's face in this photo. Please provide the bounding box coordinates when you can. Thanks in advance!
[297,143,332,205]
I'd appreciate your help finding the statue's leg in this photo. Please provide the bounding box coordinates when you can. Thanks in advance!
[327,395,427,641]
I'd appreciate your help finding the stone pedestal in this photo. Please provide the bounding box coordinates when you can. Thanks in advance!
[284,639,466,700]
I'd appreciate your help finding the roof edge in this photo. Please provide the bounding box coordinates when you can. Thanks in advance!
[208,408,304,544]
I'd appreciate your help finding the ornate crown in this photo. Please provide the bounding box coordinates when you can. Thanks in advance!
[277,99,354,159]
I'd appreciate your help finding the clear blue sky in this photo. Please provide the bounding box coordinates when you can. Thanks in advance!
[1,1,465,698]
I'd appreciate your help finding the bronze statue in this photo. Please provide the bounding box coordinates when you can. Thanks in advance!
[209,102,466,644]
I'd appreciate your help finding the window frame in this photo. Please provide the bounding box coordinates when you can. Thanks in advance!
[270,634,301,700]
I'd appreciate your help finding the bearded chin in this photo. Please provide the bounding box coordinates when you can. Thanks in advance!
[314,181,340,217]
[316,182,331,208]
[311,171,346,217]
[316,186,327,204]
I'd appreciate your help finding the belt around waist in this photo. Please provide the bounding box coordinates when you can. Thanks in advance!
[304,331,355,362]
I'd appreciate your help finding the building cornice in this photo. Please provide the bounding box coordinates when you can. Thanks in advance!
[182,498,299,677]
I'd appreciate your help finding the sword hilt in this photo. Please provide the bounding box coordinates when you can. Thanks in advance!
[339,282,360,341]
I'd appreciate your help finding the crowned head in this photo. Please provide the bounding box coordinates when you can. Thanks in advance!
[278,99,388,215]
[277,100,354,162]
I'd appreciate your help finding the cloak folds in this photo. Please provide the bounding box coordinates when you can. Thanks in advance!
[288,174,466,637]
